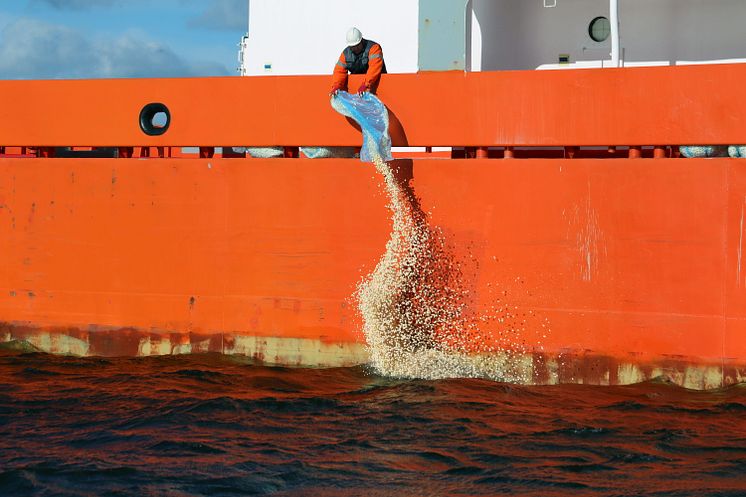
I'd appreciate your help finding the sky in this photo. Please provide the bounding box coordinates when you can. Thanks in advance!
[0,0,248,79]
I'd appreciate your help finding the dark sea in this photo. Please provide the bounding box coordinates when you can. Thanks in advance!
[1,352,745,497]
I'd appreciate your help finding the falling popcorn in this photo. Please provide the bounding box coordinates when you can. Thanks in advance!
[331,91,546,383]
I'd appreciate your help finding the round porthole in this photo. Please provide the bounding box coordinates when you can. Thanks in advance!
[588,16,611,42]
[139,102,171,136]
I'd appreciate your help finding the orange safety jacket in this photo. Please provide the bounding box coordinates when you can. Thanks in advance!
[331,40,386,94]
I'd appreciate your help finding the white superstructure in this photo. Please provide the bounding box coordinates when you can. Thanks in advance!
[239,0,746,75]
[240,0,419,76]
[472,0,746,71]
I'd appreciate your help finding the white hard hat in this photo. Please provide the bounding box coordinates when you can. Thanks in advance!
[346,27,363,47]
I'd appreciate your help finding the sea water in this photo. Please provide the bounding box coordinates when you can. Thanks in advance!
[0,352,744,497]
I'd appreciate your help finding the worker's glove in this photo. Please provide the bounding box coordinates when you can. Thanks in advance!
[330,84,342,97]
[357,83,369,96]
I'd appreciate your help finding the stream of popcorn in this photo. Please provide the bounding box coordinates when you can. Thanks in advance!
[332,93,541,383]
[356,155,538,383]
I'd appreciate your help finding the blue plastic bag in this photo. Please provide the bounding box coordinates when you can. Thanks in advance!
[331,91,393,163]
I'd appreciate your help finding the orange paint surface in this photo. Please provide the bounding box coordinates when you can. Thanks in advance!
[0,157,745,368]
[0,64,744,147]
[1,65,746,378]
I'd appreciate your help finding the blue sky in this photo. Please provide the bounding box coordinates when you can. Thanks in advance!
[0,0,248,79]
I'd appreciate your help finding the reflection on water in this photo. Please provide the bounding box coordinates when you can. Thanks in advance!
[1,352,745,496]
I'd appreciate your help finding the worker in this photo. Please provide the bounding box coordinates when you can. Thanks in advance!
[330,27,387,97]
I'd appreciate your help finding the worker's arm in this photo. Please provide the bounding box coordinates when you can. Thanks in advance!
[363,44,384,93]
[331,52,349,94]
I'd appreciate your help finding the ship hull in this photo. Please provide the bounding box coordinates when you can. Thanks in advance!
[2,156,745,388]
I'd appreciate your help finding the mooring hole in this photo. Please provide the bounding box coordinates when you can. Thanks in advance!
[139,103,171,136]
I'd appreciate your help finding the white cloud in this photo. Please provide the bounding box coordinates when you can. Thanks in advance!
[0,18,230,79]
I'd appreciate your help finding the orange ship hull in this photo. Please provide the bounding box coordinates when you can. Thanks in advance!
[2,157,746,388]
[2,65,746,388]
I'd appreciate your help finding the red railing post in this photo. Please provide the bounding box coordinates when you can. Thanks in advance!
[117,147,134,158]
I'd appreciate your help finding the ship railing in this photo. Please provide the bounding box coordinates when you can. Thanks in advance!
[0,145,683,160]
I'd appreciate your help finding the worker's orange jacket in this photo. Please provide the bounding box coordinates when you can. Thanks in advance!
[331,39,387,94]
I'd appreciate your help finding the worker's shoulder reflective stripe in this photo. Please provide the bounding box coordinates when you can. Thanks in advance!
[336,61,346,68]
[369,53,382,59]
